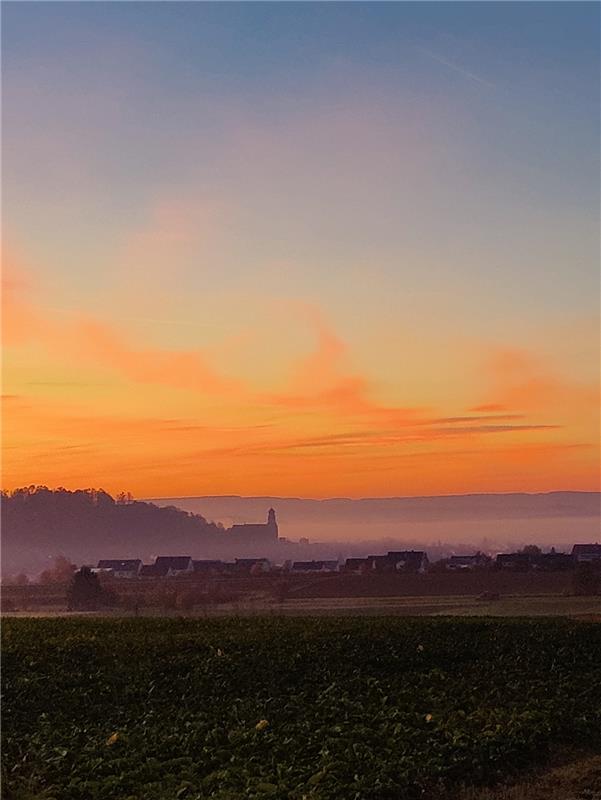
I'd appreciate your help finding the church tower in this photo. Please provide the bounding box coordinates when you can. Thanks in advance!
[267,507,278,539]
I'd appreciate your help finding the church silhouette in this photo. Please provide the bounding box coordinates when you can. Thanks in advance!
[229,508,279,544]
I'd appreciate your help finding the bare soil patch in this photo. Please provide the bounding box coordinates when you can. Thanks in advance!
[454,754,601,800]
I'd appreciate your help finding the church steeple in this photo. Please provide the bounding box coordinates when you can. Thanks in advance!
[267,507,278,538]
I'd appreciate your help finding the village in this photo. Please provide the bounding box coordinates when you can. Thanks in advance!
[93,543,601,579]
[3,506,599,615]
[88,508,601,579]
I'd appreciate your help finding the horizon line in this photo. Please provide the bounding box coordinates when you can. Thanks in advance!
[144,489,601,502]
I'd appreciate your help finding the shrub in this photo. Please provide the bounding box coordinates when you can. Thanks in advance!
[38,555,77,585]
[572,562,601,596]
[66,567,114,611]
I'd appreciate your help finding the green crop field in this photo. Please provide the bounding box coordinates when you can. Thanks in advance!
[2,617,600,800]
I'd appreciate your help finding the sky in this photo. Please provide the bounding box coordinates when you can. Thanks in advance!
[2,2,600,499]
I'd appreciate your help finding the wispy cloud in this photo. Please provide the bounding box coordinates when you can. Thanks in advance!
[417,47,494,89]
[479,347,600,413]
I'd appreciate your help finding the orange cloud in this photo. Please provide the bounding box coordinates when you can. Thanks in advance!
[481,347,599,413]
[469,403,508,413]
[75,319,242,396]
[266,303,427,423]
[3,250,244,397]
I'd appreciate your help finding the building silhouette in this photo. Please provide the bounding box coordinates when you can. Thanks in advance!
[229,508,279,545]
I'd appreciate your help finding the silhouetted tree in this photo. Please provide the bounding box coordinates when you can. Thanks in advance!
[519,545,542,556]
[116,492,134,505]
[39,555,77,585]
[67,567,113,611]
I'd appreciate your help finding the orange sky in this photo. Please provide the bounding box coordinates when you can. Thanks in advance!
[2,247,599,498]
[2,3,599,499]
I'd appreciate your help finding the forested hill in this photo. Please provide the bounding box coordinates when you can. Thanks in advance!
[1,487,226,575]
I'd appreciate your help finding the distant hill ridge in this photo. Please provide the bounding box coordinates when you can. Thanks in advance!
[148,491,600,522]
[149,492,600,554]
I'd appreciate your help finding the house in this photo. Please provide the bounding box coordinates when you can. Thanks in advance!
[153,556,193,577]
[291,561,315,573]
[139,564,161,578]
[192,560,224,575]
[447,554,490,571]
[343,557,370,573]
[386,551,429,573]
[363,551,429,573]
[291,560,338,573]
[234,558,270,573]
[571,544,601,563]
[96,559,141,578]
[366,555,392,572]
[495,553,531,571]
[531,552,573,571]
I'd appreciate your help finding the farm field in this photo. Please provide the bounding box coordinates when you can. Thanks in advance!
[2,593,600,619]
[2,617,601,800]
[263,594,601,618]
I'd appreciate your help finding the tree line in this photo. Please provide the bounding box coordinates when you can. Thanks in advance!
[1,486,226,575]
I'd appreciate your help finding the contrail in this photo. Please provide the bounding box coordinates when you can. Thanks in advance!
[417,47,494,89]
